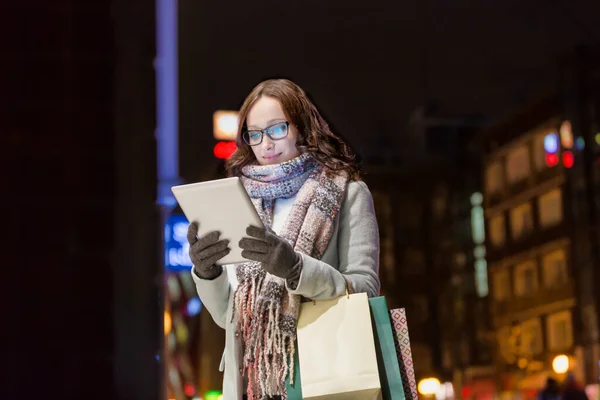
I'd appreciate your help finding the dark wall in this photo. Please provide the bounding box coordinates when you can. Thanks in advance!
[3,1,160,398]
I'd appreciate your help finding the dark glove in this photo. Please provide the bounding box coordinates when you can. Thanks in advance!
[187,222,230,280]
[239,225,302,288]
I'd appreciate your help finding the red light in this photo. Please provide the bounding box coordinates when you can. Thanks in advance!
[545,153,559,167]
[213,141,237,159]
[462,386,471,398]
[183,383,195,397]
[562,151,574,168]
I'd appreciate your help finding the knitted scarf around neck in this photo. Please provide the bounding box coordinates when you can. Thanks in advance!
[233,153,349,399]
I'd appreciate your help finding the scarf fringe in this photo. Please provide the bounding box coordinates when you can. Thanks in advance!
[233,266,297,399]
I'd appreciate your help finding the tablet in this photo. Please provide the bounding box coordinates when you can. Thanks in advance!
[171,177,264,265]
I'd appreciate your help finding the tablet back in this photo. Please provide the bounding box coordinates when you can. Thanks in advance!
[171,177,263,265]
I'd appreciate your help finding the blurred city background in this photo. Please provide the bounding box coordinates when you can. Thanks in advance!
[4,0,600,399]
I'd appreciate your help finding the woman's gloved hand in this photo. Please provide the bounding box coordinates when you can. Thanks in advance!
[239,225,302,288]
[187,222,230,280]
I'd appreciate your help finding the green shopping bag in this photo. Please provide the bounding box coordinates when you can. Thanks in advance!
[369,297,406,400]
[285,339,303,400]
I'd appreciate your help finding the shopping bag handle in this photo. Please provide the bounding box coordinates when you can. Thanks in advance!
[310,278,350,305]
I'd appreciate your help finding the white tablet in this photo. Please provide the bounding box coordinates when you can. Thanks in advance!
[171,177,264,265]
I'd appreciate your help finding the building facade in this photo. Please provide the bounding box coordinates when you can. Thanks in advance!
[482,93,596,398]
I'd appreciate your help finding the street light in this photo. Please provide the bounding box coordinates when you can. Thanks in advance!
[552,354,570,374]
[418,377,441,396]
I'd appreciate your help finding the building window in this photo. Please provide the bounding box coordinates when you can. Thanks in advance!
[497,326,514,363]
[542,249,568,288]
[489,214,506,247]
[514,260,538,297]
[486,162,504,194]
[546,311,573,351]
[506,145,531,184]
[538,189,563,227]
[493,268,511,301]
[520,318,544,355]
[510,202,534,240]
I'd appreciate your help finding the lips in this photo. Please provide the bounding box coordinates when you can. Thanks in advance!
[263,153,282,161]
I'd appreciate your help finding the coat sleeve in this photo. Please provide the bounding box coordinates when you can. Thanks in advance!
[190,266,231,329]
[286,180,381,299]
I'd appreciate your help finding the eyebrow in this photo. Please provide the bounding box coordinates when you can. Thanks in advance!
[247,118,286,130]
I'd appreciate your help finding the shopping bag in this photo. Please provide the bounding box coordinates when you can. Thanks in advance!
[369,297,406,399]
[296,292,382,399]
[389,308,418,400]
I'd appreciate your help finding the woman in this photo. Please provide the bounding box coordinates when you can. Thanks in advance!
[188,79,380,399]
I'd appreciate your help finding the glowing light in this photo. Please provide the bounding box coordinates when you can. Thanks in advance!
[186,297,202,316]
[165,215,193,272]
[213,141,237,159]
[595,133,600,145]
[471,205,485,244]
[470,192,483,206]
[560,121,573,148]
[205,390,223,400]
[176,322,189,344]
[164,311,172,335]
[552,354,569,374]
[474,245,486,259]
[418,378,441,395]
[475,259,489,297]
[518,357,528,369]
[184,383,196,397]
[544,132,559,153]
[213,110,239,140]
[576,137,585,151]
[563,151,574,168]
[546,153,559,167]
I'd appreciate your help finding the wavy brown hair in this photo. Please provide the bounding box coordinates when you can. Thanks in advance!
[226,79,361,180]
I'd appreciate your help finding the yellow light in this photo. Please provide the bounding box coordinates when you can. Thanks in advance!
[213,110,239,140]
[595,133,600,145]
[560,121,573,148]
[517,357,528,369]
[552,354,569,374]
[164,311,172,335]
[418,377,441,395]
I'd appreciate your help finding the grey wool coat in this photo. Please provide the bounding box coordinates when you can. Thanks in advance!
[191,180,381,399]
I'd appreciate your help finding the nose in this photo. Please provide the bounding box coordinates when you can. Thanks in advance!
[261,135,275,150]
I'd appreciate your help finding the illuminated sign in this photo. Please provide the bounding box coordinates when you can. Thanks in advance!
[164,214,193,272]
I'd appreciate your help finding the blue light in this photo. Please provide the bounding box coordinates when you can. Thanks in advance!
[576,137,585,151]
[186,297,202,316]
[165,214,193,272]
[544,133,559,154]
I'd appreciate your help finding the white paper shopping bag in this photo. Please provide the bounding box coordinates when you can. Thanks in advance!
[296,292,382,400]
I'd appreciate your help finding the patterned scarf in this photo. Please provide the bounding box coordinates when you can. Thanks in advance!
[233,153,349,399]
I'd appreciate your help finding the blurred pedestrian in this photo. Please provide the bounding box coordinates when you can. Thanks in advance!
[562,373,587,400]
[538,377,560,400]
[187,79,381,399]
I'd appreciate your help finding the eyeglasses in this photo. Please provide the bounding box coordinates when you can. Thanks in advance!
[242,121,290,146]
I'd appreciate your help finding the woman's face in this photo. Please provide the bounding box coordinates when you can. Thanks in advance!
[245,96,301,165]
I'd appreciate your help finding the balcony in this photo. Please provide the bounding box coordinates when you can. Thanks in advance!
[492,282,575,319]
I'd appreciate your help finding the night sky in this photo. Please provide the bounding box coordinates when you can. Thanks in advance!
[179,0,600,172]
